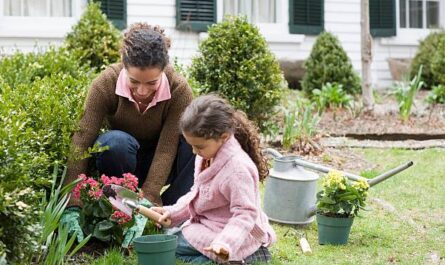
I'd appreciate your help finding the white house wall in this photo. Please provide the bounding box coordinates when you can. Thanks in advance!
[0,0,428,89]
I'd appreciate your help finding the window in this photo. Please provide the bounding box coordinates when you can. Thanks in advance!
[399,0,439,29]
[223,0,276,23]
[176,0,216,32]
[0,0,83,38]
[289,0,324,35]
[3,0,72,17]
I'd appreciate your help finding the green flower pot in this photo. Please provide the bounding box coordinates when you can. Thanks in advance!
[133,234,177,265]
[316,213,354,245]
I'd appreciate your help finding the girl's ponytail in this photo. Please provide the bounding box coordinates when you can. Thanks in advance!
[233,111,269,182]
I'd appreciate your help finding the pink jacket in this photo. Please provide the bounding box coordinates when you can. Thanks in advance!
[164,135,276,263]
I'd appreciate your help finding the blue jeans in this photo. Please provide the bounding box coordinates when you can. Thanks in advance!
[176,231,213,264]
[94,130,195,205]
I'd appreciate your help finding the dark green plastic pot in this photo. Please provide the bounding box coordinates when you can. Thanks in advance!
[317,213,354,245]
[133,234,177,265]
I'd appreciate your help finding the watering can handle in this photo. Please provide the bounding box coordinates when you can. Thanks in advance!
[137,205,172,227]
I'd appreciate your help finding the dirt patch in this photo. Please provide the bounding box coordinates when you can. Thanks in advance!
[318,91,445,138]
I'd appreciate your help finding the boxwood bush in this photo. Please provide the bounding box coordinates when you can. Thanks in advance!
[302,31,361,95]
[64,1,121,70]
[410,30,445,89]
[189,16,284,131]
[0,49,94,263]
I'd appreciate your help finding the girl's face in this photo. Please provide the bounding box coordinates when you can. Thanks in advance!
[126,66,163,103]
[183,131,230,160]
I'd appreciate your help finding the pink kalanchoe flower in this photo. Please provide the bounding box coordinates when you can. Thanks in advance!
[73,174,88,199]
[100,174,111,186]
[122,173,139,191]
[111,210,132,225]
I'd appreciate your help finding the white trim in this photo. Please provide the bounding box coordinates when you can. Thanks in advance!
[0,0,85,38]
[380,28,437,46]
[216,0,304,44]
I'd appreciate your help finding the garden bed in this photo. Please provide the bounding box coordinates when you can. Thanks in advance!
[318,90,445,139]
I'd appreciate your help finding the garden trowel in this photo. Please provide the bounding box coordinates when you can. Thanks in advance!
[105,184,171,227]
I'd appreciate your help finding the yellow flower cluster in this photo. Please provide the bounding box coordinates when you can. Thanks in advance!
[352,179,370,191]
[323,170,347,189]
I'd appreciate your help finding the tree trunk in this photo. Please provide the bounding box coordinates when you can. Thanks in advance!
[361,0,374,109]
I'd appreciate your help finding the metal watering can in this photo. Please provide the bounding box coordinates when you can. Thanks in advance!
[263,148,414,225]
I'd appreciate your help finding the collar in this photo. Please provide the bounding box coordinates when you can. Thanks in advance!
[194,134,241,184]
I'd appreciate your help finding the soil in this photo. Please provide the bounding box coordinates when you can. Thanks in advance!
[317,90,445,139]
[264,90,445,173]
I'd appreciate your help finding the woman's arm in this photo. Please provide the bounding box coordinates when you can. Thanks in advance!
[141,71,193,205]
[65,66,119,203]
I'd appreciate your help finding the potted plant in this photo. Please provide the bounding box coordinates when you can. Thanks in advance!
[316,170,370,245]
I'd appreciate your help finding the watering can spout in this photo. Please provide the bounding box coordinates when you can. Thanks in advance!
[264,148,284,158]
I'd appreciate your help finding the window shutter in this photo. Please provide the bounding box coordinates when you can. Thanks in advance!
[95,0,127,30]
[370,0,396,37]
[289,0,324,35]
[176,0,216,32]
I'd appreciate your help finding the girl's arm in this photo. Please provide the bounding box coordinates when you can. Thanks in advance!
[210,171,259,256]
[161,184,196,227]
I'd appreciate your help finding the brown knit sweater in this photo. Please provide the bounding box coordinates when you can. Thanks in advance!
[66,63,193,205]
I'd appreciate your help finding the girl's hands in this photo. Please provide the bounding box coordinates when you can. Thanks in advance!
[150,207,171,228]
[203,244,229,260]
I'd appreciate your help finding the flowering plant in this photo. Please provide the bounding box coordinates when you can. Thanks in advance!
[73,173,142,244]
[316,170,370,218]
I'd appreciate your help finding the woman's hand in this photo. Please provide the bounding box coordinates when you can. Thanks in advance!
[151,207,171,228]
[203,244,229,261]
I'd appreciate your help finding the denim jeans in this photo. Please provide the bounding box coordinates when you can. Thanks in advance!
[176,231,213,264]
[94,130,195,205]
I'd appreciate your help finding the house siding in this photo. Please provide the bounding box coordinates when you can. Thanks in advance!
[0,0,429,88]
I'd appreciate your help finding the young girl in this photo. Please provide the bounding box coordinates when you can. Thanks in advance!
[152,94,276,264]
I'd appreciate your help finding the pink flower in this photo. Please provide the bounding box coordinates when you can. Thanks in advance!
[73,174,88,199]
[121,173,138,191]
[111,210,132,225]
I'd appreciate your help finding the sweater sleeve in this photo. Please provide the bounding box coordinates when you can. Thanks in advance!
[141,74,193,205]
[65,66,118,205]
[162,185,196,227]
[211,169,258,257]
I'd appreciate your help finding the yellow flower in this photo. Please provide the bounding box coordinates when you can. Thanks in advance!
[339,183,346,190]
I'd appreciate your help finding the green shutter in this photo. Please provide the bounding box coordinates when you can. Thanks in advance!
[370,0,396,37]
[176,0,216,32]
[289,0,324,35]
[95,0,127,30]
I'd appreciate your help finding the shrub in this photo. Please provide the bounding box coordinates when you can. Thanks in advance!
[430,36,445,86]
[410,30,445,88]
[189,16,284,131]
[302,32,361,95]
[426,84,445,104]
[64,1,121,70]
[0,48,94,263]
[0,47,89,88]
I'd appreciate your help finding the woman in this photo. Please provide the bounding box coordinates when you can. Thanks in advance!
[61,23,195,246]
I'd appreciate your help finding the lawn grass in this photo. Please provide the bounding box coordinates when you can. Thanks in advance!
[71,148,445,265]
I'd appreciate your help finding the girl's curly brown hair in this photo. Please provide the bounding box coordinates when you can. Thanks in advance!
[121,23,171,70]
[180,94,269,181]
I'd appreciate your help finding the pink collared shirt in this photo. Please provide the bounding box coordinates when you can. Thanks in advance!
[115,68,171,113]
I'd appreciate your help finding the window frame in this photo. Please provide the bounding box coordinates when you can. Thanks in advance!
[215,0,304,43]
[0,0,84,38]
[381,0,443,45]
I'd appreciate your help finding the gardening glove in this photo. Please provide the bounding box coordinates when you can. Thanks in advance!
[60,207,84,243]
[121,198,152,248]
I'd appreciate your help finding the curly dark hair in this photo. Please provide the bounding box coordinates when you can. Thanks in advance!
[120,23,171,70]
[180,94,269,182]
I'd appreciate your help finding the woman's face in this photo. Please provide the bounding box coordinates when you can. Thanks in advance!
[126,66,163,103]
